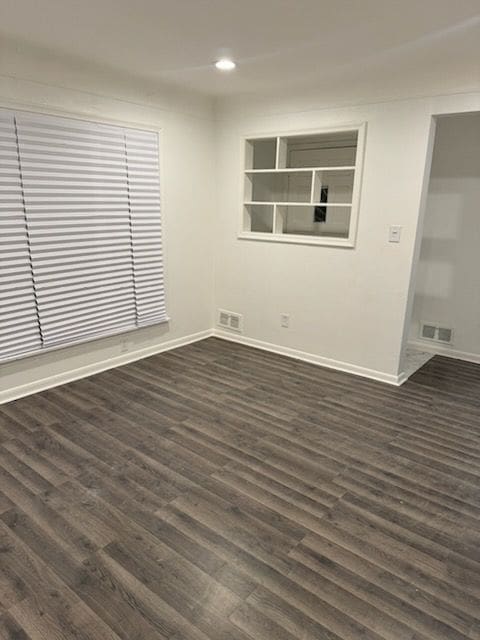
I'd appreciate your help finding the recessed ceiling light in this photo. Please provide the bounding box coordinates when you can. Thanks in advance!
[215,58,236,71]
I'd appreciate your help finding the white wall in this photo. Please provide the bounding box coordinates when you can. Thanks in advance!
[409,112,480,360]
[1,38,479,396]
[214,92,480,382]
[0,45,216,400]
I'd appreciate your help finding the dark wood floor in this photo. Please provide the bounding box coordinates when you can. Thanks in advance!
[1,338,480,640]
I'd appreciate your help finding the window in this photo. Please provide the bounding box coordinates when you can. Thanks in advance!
[240,125,366,246]
[0,108,167,363]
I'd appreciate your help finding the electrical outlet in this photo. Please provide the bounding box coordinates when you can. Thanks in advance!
[280,313,290,328]
[120,339,129,354]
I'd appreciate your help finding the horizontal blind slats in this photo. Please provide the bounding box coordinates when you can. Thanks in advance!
[41,299,136,325]
[16,111,137,348]
[1,107,166,360]
[39,288,136,313]
[46,315,137,343]
[126,129,166,325]
[0,108,42,361]
[46,310,137,339]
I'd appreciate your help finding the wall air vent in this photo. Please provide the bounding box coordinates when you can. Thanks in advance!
[421,322,453,344]
[421,324,437,340]
[219,311,230,328]
[217,309,244,333]
[437,327,453,343]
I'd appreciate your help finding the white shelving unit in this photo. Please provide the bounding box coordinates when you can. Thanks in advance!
[239,125,366,247]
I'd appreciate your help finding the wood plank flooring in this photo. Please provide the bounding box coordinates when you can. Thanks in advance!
[0,337,480,640]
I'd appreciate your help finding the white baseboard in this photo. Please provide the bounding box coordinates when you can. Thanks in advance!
[396,371,409,386]
[0,329,214,405]
[408,340,480,365]
[214,329,403,385]
[1,326,409,405]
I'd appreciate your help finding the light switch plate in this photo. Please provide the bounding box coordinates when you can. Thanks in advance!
[389,225,402,243]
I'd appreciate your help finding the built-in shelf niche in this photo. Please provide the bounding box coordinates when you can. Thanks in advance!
[276,205,351,238]
[240,125,365,246]
[280,130,358,168]
[244,204,274,233]
[245,171,312,203]
[245,138,277,170]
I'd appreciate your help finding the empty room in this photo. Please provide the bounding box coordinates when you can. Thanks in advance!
[0,1,480,639]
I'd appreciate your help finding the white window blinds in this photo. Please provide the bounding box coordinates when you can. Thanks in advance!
[0,108,167,363]
[0,110,42,361]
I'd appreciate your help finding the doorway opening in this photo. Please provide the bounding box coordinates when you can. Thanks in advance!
[402,111,480,379]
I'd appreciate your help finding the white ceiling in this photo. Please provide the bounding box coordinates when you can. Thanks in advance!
[0,0,479,100]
